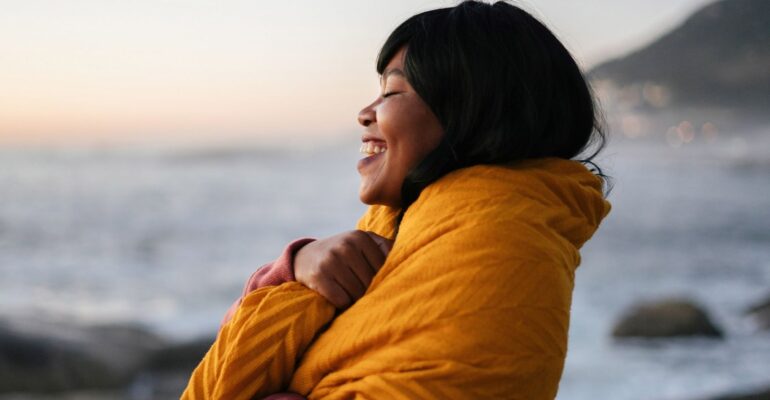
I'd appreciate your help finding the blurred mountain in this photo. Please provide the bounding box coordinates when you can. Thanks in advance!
[589,0,770,114]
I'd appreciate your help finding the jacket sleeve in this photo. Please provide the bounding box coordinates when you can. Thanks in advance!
[220,238,316,328]
[183,282,335,400]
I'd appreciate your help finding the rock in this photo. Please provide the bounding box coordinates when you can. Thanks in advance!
[146,336,214,372]
[0,316,167,393]
[83,323,168,374]
[127,370,193,400]
[112,336,215,399]
[0,328,114,393]
[611,298,723,339]
[745,295,770,330]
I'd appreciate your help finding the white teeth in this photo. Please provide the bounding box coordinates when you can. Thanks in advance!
[359,141,387,155]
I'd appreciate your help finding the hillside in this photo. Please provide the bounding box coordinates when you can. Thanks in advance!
[589,0,770,112]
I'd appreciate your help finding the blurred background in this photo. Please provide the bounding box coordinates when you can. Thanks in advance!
[1,0,768,399]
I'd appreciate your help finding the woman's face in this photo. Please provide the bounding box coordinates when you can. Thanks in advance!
[356,47,444,208]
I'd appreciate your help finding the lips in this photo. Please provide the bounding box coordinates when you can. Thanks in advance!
[357,139,387,173]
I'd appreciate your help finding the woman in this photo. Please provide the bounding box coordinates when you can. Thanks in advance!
[185,1,611,399]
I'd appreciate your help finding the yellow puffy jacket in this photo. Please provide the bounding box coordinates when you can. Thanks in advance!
[184,157,611,399]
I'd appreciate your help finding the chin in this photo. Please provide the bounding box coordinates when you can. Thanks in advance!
[359,180,403,208]
[359,194,374,206]
[358,186,376,205]
[359,191,383,206]
[358,190,393,208]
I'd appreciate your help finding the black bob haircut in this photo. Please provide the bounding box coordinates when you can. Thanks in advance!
[375,0,610,230]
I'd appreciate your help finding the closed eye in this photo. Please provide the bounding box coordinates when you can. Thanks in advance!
[382,92,400,98]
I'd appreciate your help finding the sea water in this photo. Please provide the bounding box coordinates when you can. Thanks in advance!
[0,131,768,400]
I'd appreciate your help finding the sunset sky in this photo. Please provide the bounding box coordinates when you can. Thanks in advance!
[1,0,714,146]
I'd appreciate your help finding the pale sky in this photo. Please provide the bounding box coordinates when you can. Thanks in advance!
[0,0,714,146]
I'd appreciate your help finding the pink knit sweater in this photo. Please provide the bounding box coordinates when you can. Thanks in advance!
[220,237,316,328]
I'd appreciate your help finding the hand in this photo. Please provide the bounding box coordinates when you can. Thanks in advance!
[294,230,394,309]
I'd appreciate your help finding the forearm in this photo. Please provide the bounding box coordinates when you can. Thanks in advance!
[184,283,334,400]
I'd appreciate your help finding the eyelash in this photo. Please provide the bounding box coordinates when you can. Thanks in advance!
[382,92,398,98]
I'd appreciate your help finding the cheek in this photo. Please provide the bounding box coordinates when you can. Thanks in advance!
[376,102,407,141]
[405,111,444,164]
[378,97,444,169]
[380,102,433,143]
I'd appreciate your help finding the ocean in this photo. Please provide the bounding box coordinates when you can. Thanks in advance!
[1,130,768,399]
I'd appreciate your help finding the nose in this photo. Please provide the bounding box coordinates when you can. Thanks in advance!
[357,101,376,127]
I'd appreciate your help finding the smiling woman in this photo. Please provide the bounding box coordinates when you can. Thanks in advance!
[183,1,612,399]
[356,47,445,208]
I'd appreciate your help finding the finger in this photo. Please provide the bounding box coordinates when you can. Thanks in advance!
[364,231,394,257]
[316,276,352,309]
[330,254,367,300]
[356,231,386,272]
[345,246,377,289]
[346,232,383,287]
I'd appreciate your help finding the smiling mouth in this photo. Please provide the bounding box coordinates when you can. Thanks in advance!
[360,140,388,157]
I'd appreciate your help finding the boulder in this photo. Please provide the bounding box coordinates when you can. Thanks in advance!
[0,317,166,393]
[611,298,723,339]
[0,328,114,393]
[146,336,214,372]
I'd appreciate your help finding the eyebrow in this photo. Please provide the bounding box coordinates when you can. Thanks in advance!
[380,68,406,85]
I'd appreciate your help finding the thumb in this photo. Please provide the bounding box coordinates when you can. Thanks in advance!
[364,231,394,257]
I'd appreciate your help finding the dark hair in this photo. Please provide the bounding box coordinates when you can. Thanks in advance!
[376,0,610,232]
